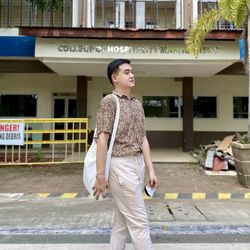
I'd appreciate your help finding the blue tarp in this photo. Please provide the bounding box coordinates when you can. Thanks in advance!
[0,36,35,57]
[239,39,245,61]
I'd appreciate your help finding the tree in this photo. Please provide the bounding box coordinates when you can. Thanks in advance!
[27,0,64,12]
[186,0,250,138]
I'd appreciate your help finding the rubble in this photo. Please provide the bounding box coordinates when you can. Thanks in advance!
[199,135,236,171]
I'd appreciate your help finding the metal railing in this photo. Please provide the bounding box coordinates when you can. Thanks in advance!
[1,0,178,29]
[198,0,236,30]
[0,118,88,165]
[91,0,178,29]
[0,0,72,27]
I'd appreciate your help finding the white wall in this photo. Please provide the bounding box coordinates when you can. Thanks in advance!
[194,75,248,132]
[0,73,76,118]
[88,77,183,131]
[87,75,248,132]
[87,77,113,129]
[0,73,248,133]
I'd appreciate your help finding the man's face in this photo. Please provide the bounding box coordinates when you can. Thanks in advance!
[112,63,135,88]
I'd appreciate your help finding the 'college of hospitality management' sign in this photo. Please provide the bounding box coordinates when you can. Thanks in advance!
[36,38,241,60]
[57,44,218,55]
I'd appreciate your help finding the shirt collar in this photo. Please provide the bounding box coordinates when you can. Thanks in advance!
[112,90,135,100]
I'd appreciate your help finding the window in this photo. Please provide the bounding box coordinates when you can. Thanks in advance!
[143,96,217,118]
[234,97,248,118]
[0,95,37,117]
[193,96,217,118]
[143,96,179,118]
[198,1,234,29]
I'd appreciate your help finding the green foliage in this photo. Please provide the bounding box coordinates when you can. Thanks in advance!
[198,145,206,165]
[26,0,64,12]
[186,0,249,56]
[186,9,220,57]
[218,0,241,22]
[34,150,44,161]
[218,0,248,28]
[236,133,250,144]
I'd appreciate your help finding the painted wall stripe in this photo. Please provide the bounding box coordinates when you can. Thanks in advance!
[60,193,78,198]
[192,193,206,200]
[245,193,250,199]
[178,193,192,199]
[218,193,231,199]
[206,193,218,199]
[231,193,244,199]
[37,193,50,198]
[143,193,152,200]
[3,192,250,199]
[164,193,179,200]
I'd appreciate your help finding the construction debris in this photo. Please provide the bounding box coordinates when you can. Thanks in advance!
[202,135,236,171]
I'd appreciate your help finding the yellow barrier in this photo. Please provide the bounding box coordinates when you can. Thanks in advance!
[0,118,88,165]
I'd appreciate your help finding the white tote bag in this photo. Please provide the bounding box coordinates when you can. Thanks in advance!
[83,95,120,194]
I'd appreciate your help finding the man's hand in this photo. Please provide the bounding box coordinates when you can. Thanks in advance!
[92,174,108,200]
[148,170,158,189]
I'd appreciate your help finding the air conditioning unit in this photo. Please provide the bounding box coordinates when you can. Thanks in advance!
[107,20,115,28]
[145,22,159,29]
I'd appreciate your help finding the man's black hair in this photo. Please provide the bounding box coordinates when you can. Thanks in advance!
[107,59,131,85]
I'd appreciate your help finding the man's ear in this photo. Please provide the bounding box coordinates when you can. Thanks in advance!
[112,74,118,84]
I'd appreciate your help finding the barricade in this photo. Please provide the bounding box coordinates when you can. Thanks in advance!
[0,118,88,165]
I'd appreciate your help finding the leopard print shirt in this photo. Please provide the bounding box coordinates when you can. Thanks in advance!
[96,91,146,157]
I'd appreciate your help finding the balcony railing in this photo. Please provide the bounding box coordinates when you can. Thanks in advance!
[94,0,178,29]
[0,0,179,29]
[0,0,72,27]
[198,0,235,30]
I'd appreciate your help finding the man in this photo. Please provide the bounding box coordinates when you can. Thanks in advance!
[93,59,158,250]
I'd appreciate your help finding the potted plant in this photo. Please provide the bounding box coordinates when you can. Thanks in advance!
[231,134,250,188]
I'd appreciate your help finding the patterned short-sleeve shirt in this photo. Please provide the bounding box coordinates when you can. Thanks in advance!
[96,91,146,157]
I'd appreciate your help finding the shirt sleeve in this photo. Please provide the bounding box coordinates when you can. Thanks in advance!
[96,95,116,136]
[140,102,147,138]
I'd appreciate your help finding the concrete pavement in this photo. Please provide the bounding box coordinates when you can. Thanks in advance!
[1,195,250,248]
[1,244,250,250]
[0,163,248,194]
[1,195,250,231]
[1,161,250,249]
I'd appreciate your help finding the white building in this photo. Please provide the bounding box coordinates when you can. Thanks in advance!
[0,0,247,151]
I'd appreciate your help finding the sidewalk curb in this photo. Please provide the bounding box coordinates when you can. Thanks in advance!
[1,224,250,235]
[1,192,250,200]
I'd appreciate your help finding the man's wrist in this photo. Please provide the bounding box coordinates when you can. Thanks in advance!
[96,172,105,178]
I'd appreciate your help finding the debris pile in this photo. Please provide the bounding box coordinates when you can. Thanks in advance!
[201,135,236,171]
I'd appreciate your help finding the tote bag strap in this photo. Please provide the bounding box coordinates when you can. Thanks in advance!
[92,94,120,151]
[107,94,120,153]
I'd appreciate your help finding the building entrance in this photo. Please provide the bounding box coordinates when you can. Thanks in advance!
[53,95,76,140]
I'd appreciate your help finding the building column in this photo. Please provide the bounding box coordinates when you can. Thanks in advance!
[192,0,198,25]
[75,76,88,152]
[116,2,125,28]
[183,0,193,29]
[182,77,194,152]
[72,0,80,27]
[81,0,88,27]
[136,1,145,29]
[76,76,87,118]
[87,0,95,27]
[176,0,183,29]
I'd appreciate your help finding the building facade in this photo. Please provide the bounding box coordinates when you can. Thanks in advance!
[0,0,247,151]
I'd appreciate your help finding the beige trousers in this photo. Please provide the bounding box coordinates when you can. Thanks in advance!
[109,155,153,250]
